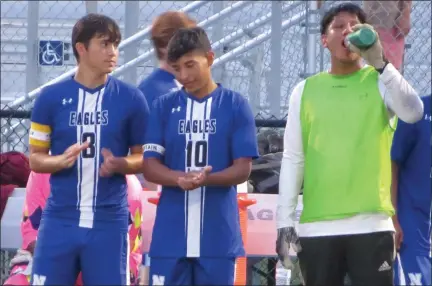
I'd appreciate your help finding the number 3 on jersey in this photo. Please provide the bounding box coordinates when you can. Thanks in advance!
[186,140,208,168]
[82,132,96,158]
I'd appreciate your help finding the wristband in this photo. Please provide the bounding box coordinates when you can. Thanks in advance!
[376,60,389,74]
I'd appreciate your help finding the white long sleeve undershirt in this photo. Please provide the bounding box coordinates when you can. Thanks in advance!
[276,63,424,236]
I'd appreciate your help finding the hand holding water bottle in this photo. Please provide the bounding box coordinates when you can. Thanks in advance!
[344,23,386,70]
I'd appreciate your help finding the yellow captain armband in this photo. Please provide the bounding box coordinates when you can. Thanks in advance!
[29,122,51,148]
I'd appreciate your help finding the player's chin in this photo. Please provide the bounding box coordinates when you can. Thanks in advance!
[103,67,116,74]
[336,52,359,64]
[185,85,200,94]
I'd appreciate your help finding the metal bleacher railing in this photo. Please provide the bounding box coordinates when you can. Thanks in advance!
[1,1,312,155]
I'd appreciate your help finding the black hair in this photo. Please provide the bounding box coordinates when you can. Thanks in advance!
[167,27,212,63]
[72,13,121,61]
[320,2,367,35]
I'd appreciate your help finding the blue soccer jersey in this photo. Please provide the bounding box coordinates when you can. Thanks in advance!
[138,68,180,106]
[29,76,149,231]
[392,95,431,256]
[144,84,259,258]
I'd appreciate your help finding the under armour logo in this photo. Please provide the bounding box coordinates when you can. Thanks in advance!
[62,98,72,105]
[172,106,181,113]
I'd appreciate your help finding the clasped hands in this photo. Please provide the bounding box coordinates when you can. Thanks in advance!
[177,166,212,191]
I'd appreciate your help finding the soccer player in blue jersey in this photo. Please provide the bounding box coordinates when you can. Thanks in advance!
[138,11,196,106]
[137,12,197,282]
[28,14,149,285]
[392,94,431,286]
[142,27,259,285]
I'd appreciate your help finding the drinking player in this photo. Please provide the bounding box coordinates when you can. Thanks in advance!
[275,3,423,285]
[142,27,259,285]
[28,13,149,285]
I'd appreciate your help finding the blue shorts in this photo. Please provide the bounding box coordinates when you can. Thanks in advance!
[31,219,129,285]
[394,252,431,286]
[149,257,235,285]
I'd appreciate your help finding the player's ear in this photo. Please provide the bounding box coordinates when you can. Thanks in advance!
[321,34,328,48]
[206,51,215,67]
[75,42,87,58]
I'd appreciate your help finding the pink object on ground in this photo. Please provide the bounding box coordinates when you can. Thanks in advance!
[3,265,30,285]
[21,172,50,250]
[8,171,143,285]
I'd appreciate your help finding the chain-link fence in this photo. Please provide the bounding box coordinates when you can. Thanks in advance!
[1,0,431,285]
[318,0,431,96]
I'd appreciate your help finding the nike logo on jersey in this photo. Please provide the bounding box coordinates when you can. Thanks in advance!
[178,119,216,134]
[69,110,108,126]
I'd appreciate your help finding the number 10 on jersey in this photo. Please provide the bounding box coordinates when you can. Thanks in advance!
[186,140,208,168]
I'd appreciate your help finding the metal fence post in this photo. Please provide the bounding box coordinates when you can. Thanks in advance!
[85,1,98,14]
[23,1,40,154]
[26,1,40,94]
[212,1,225,85]
[124,1,140,85]
[246,48,263,115]
[269,1,283,118]
[307,1,318,77]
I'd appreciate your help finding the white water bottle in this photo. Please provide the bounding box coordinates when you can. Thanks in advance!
[275,261,292,285]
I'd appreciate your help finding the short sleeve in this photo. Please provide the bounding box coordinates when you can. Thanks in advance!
[128,89,150,147]
[143,98,165,159]
[231,95,259,160]
[29,89,53,148]
[391,118,417,165]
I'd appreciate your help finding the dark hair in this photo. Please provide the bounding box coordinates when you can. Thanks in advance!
[167,27,212,63]
[72,13,121,61]
[151,11,197,60]
[320,3,367,35]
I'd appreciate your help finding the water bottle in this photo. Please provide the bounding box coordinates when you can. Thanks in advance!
[275,261,292,285]
[344,27,377,51]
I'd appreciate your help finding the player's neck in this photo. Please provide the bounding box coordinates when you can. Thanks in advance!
[74,65,108,89]
[188,80,218,99]
[159,61,175,75]
[329,58,363,75]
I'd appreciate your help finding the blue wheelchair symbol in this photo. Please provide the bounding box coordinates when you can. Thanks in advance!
[39,40,64,66]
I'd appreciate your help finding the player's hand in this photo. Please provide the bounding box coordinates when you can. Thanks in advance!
[60,142,90,169]
[177,166,212,191]
[349,24,386,69]
[276,227,302,270]
[100,148,127,177]
[177,174,198,191]
[190,166,212,186]
[392,215,404,251]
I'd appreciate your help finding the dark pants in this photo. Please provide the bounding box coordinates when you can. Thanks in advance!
[298,231,395,286]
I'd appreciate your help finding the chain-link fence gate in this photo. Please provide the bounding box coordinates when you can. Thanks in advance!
[1,0,431,285]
